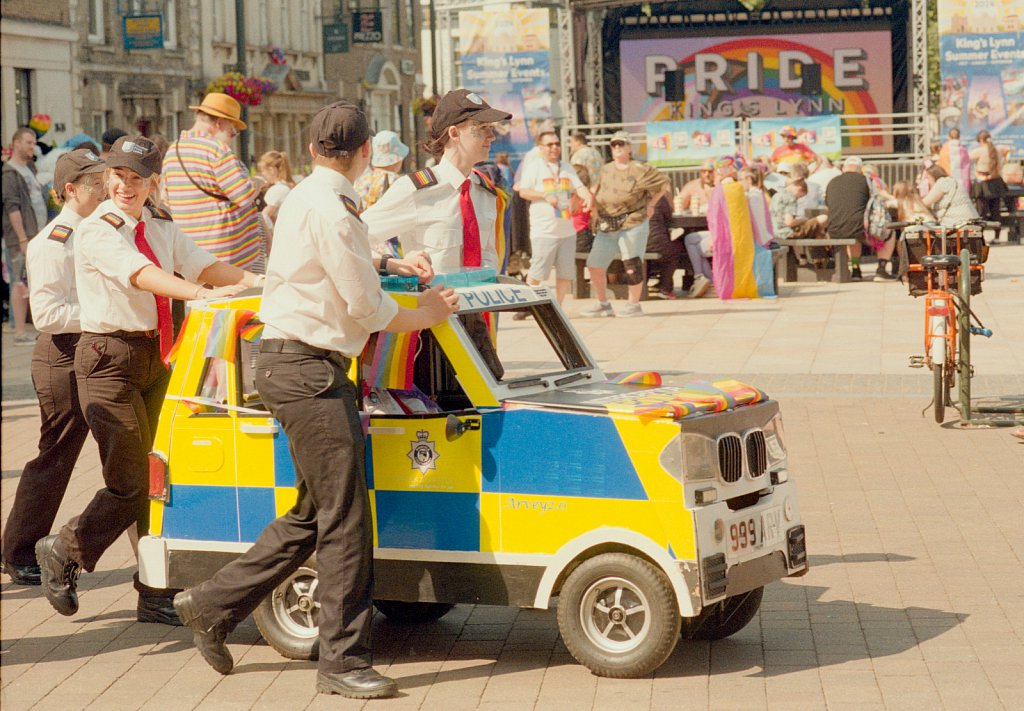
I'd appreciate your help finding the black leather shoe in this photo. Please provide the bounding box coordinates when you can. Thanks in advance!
[316,667,398,699]
[173,591,233,674]
[35,535,79,615]
[138,595,183,625]
[2,560,41,586]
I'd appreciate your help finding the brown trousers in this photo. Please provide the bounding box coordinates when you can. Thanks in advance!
[2,333,90,566]
[59,333,169,572]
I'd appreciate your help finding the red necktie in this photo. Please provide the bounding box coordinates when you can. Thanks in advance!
[133,222,173,360]
[460,179,482,267]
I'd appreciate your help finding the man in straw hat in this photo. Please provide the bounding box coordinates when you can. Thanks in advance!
[163,92,266,270]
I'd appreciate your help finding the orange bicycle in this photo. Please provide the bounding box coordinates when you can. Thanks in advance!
[892,218,994,423]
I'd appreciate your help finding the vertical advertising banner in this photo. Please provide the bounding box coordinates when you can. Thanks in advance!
[749,116,843,163]
[938,0,1024,152]
[645,119,737,167]
[459,7,551,163]
[619,31,893,152]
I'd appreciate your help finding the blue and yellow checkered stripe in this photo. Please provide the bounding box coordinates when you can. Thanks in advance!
[155,407,694,559]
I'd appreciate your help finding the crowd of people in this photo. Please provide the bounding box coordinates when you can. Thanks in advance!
[3,88,1023,697]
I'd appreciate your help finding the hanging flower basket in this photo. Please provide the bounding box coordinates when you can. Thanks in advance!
[412,94,440,117]
[206,72,278,107]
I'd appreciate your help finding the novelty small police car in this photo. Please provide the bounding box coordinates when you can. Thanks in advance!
[138,272,807,678]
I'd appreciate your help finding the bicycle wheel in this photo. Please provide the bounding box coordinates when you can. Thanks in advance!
[933,362,945,424]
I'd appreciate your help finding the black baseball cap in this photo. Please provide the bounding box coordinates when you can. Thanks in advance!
[310,100,371,157]
[101,127,128,149]
[430,89,512,138]
[53,149,106,200]
[106,135,163,178]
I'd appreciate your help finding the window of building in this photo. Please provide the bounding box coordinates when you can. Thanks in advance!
[88,0,106,44]
[163,0,178,50]
[92,113,106,139]
[14,69,33,128]
[280,1,291,48]
[403,0,416,48]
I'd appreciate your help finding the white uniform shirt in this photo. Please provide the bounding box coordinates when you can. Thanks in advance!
[260,166,399,356]
[362,157,499,274]
[26,206,86,334]
[518,158,583,239]
[75,200,218,333]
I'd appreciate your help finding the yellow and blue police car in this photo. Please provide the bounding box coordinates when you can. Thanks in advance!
[138,272,806,678]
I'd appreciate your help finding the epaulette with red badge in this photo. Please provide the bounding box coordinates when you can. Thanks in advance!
[472,168,498,196]
[48,224,73,244]
[410,168,438,189]
[338,192,362,222]
[99,212,125,229]
[148,205,173,220]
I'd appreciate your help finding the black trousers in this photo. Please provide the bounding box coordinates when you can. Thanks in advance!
[59,333,169,572]
[2,333,90,566]
[187,349,373,674]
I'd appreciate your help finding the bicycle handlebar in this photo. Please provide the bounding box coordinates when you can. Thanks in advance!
[889,218,1001,233]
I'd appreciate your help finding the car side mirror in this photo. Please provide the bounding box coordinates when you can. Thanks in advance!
[445,414,466,441]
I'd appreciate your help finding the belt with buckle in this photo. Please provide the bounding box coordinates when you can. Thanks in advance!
[89,329,159,339]
[260,339,351,369]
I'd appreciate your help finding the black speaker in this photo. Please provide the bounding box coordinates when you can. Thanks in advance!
[801,64,821,94]
[663,69,686,102]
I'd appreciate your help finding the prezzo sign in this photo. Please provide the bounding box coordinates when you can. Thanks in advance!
[352,11,383,43]
[619,31,894,150]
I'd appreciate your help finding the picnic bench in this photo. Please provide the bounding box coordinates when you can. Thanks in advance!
[775,237,857,283]
[574,252,659,300]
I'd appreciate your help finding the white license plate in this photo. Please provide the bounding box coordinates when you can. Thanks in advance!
[727,506,783,559]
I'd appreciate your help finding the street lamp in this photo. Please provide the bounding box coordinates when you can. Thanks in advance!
[235,0,250,166]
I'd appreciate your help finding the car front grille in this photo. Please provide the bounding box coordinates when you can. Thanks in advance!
[717,434,743,482]
[746,430,767,478]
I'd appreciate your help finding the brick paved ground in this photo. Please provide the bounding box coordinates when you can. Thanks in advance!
[3,244,1023,710]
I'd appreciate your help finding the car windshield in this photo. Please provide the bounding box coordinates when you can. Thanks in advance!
[460,302,593,385]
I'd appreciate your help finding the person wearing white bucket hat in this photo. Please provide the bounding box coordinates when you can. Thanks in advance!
[354,130,409,209]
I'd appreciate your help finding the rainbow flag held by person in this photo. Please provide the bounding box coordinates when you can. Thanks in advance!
[938,140,971,193]
[610,371,663,386]
[361,330,420,390]
[708,181,775,299]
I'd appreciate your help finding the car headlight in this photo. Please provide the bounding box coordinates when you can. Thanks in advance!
[679,432,716,481]
[762,413,787,467]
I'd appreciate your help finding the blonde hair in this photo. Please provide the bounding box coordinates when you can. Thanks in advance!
[257,151,296,187]
[892,180,932,222]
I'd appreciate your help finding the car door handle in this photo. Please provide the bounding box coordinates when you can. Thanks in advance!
[240,421,279,434]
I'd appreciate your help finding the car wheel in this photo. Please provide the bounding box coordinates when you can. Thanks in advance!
[681,586,763,641]
[556,552,680,678]
[373,600,455,623]
[253,561,320,661]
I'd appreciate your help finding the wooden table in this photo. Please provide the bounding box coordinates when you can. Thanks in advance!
[669,214,709,232]
[775,237,857,283]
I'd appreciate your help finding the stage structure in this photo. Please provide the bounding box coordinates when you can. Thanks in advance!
[431,0,930,158]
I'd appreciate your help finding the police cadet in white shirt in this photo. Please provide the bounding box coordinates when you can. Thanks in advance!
[1,150,105,587]
[172,101,459,700]
[362,88,512,274]
[36,136,260,624]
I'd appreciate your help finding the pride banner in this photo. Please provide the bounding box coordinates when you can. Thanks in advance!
[937,0,1024,154]
[645,119,737,167]
[619,31,893,152]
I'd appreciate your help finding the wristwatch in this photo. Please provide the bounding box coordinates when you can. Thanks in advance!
[379,255,391,275]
